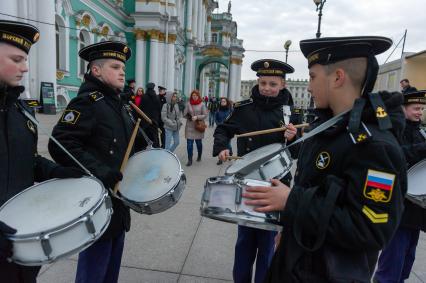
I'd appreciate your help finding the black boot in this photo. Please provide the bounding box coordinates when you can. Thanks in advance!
[196,153,202,162]
[186,158,192,166]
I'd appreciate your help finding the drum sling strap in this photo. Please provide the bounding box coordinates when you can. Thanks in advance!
[16,103,93,176]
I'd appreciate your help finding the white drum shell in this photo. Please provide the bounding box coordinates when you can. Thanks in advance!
[407,159,426,208]
[0,177,112,266]
[201,176,282,231]
[244,150,293,181]
[119,148,186,214]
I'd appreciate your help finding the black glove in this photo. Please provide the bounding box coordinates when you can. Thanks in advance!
[51,166,85,179]
[0,221,16,261]
[102,170,123,189]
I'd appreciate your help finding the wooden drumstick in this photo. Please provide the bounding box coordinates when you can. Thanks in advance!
[235,123,309,138]
[114,118,141,194]
[129,101,152,124]
[226,156,243,160]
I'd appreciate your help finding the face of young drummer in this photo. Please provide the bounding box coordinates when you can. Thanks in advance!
[404,103,425,122]
[308,64,331,109]
[257,76,285,97]
[0,43,28,87]
[95,59,126,90]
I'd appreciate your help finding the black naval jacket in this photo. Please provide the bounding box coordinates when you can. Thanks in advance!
[48,74,139,241]
[399,120,426,231]
[265,92,407,283]
[0,86,58,206]
[213,86,297,158]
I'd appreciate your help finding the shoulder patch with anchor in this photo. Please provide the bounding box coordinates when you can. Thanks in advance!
[89,91,104,102]
[233,98,253,108]
[61,110,81,124]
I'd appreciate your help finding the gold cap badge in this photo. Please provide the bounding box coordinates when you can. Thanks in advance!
[263,61,269,68]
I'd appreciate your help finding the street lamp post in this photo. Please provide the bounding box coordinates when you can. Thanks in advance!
[313,0,326,39]
[283,40,292,63]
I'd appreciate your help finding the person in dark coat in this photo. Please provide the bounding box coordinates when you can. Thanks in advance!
[139,82,162,148]
[0,20,83,283]
[158,86,167,148]
[213,59,298,283]
[215,97,233,165]
[121,79,135,102]
[243,36,407,283]
[48,41,140,283]
[374,90,426,283]
[400,78,417,94]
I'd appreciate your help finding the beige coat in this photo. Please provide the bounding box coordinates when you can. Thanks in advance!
[183,102,207,140]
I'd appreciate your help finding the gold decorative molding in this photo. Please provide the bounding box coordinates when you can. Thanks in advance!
[91,27,99,34]
[219,78,227,82]
[82,14,91,27]
[148,29,161,40]
[207,16,212,22]
[158,32,166,42]
[168,34,177,43]
[134,29,147,40]
[56,70,65,81]
[221,31,231,37]
[101,26,110,36]
[230,58,242,65]
[75,19,81,27]
[202,46,224,57]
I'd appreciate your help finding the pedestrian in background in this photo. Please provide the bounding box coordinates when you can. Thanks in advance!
[162,91,182,152]
[400,78,417,94]
[133,87,144,108]
[184,90,207,166]
[208,96,219,127]
[215,97,233,165]
[139,82,162,148]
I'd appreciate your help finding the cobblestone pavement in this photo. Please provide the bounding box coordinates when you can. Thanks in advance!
[33,113,425,282]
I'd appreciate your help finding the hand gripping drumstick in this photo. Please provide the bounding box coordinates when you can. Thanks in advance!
[235,123,309,138]
[129,101,163,135]
[114,118,141,194]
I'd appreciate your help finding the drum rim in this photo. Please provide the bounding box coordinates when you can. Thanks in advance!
[120,148,184,201]
[10,197,112,266]
[407,158,426,196]
[0,176,108,238]
[225,143,286,175]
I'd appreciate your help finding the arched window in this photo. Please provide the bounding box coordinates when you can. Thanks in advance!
[79,30,90,76]
[55,16,67,71]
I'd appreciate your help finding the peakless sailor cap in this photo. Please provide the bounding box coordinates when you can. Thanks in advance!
[158,86,167,90]
[79,41,132,63]
[0,20,40,53]
[251,59,294,77]
[404,90,426,105]
[300,36,392,68]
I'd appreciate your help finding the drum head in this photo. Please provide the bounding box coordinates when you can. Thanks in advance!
[407,159,426,196]
[225,143,284,176]
[120,149,182,202]
[0,177,104,235]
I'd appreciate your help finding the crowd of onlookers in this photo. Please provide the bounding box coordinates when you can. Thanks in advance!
[122,79,233,166]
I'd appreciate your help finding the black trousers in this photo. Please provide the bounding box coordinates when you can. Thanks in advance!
[0,261,41,283]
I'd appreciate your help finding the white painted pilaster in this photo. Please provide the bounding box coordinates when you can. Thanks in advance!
[135,35,146,89]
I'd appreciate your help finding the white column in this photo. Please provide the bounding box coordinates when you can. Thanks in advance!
[219,79,226,97]
[135,32,146,89]
[197,0,203,42]
[166,42,175,90]
[201,5,206,43]
[149,32,160,86]
[0,1,18,20]
[192,0,198,41]
[228,63,237,101]
[37,0,57,105]
[186,0,193,39]
[235,64,242,102]
[158,37,164,86]
[184,45,194,96]
[207,17,212,44]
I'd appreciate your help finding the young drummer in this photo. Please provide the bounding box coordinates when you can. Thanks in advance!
[243,36,407,282]
[48,41,141,283]
[213,59,298,283]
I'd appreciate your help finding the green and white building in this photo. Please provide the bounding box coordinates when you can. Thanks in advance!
[0,0,244,111]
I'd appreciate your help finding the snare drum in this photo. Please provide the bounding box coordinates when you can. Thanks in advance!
[0,177,112,266]
[118,148,186,214]
[201,176,282,231]
[225,143,293,181]
[407,159,426,208]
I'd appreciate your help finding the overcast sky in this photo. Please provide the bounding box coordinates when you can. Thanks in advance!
[214,0,426,81]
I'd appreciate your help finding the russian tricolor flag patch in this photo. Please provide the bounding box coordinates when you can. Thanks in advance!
[363,169,395,203]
